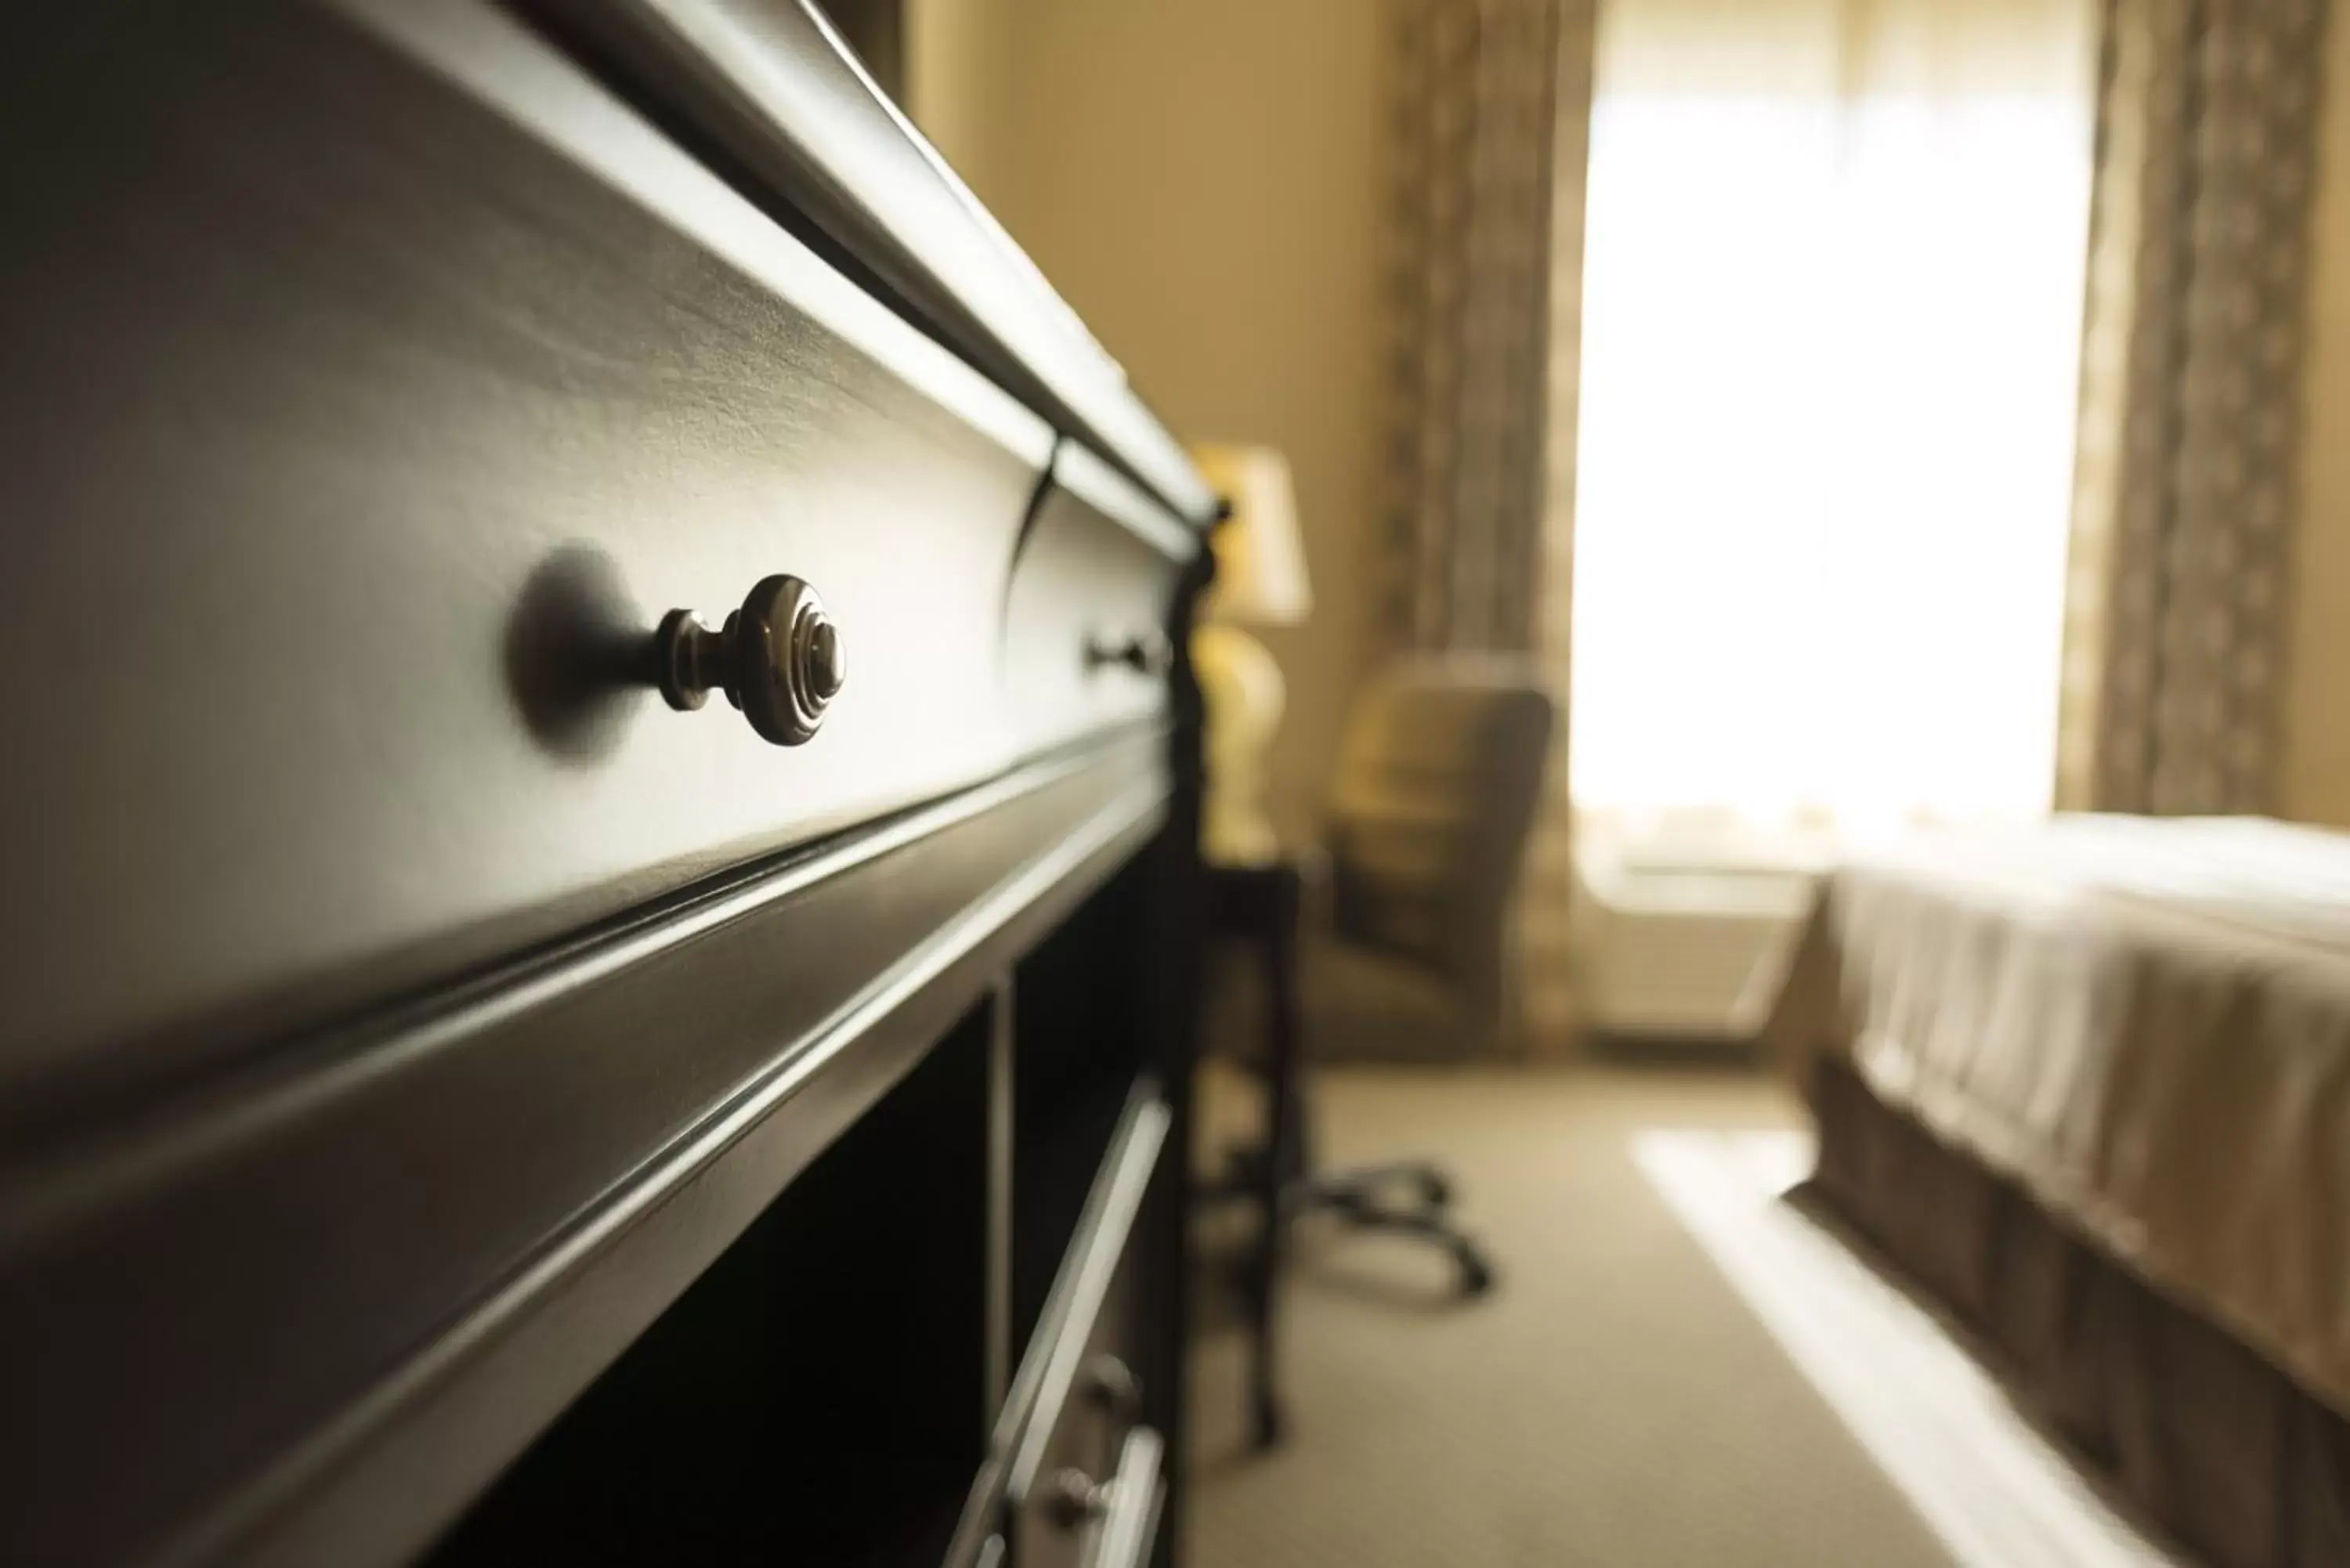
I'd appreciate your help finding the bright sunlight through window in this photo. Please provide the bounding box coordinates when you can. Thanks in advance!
[1569,0,2097,833]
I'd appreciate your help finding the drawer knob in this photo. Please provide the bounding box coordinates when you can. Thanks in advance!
[1081,1353,1143,1420]
[1083,630,1170,677]
[1044,1468,1111,1529]
[656,575,844,746]
[1044,1428,1164,1563]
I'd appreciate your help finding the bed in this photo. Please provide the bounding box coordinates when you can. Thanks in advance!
[1765,815,2350,1568]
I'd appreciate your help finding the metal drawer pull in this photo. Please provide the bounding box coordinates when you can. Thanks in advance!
[1083,630,1170,677]
[1047,1426,1164,1568]
[656,574,844,746]
[1080,1353,1143,1421]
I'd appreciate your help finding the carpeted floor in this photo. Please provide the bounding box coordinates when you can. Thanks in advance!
[1185,1063,1967,1568]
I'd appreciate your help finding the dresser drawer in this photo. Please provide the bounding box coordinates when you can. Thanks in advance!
[1004,446,1195,758]
[0,0,1058,1107]
[1013,1256,1145,1568]
[985,1085,1169,1568]
[1023,1425,1167,1568]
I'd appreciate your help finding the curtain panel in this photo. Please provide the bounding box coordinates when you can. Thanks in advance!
[1384,0,1594,1050]
[2057,0,2329,815]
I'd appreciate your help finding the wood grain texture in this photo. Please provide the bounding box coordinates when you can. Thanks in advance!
[0,0,1081,1108]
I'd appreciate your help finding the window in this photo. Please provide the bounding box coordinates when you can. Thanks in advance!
[1568,0,2097,835]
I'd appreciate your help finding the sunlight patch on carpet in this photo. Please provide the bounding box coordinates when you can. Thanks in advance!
[1633,1129,2181,1568]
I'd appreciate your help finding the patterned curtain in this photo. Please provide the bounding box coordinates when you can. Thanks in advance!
[2056,0,2328,815]
[1385,0,1597,1049]
[1389,0,1571,652]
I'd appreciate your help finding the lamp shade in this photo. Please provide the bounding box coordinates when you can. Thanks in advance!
[1191,443,1311,627]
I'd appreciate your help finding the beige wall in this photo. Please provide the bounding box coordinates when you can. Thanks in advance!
[2287,10,2350,827]
[906,0,1388,842]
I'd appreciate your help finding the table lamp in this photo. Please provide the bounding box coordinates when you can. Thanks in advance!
[1191,444,1312,865]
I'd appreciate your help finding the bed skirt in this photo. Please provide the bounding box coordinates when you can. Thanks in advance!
[1809,1058,2350,1568]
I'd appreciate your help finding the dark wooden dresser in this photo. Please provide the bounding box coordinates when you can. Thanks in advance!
[0,4,1213,1565]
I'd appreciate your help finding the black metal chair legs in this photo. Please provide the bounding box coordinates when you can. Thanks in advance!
[1291,1161,1495,1297]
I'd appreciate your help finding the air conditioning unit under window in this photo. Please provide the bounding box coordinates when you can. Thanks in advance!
[1570,836,1820,1042]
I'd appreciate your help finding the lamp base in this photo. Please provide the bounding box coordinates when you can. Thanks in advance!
[1193,623,1286,866]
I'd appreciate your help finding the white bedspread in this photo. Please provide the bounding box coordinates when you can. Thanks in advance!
[1765,815,2350,1413]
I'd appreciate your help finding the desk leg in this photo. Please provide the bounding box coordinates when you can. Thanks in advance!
[1252,871,1300,1448]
